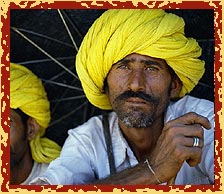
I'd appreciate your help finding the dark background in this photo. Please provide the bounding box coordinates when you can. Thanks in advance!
[10,9,214,146]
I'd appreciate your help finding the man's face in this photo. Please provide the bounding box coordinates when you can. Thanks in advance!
[10,109,29,169]
[106,53,178,128]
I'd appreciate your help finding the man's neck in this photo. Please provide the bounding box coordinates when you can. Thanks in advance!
[118,117,164,161]
[10,151,34,185]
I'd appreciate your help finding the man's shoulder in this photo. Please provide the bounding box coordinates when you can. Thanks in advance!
[167,95,214,142]
[22,162,49,185]
[166,95,214,123]
[170,95,214,114]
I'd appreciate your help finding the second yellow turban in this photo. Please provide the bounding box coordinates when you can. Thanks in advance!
[10,63,61,163]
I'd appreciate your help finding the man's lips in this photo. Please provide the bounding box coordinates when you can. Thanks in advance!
[126,97,147,104]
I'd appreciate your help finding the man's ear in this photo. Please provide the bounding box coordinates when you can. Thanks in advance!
[170,75,183,99]
[27,117,41,141]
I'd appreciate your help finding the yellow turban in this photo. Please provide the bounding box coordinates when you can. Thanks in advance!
[10,63,61,163]
[76,9,205,110]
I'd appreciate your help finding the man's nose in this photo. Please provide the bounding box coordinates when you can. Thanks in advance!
[128,69,145,92]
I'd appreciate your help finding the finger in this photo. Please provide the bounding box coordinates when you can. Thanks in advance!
[187,136,204,148]
[163,123,204,139]
[164,112,211,131]
[183,112,211,129]
[186,147,202,167]
[172,133,204,148]
[174,146,202,167]
[178,124,204,138]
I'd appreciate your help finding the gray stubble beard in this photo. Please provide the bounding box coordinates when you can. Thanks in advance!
[116,106,155,128]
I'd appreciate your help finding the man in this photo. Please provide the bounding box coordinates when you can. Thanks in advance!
[31,9,214,185]
[10,63,61,184]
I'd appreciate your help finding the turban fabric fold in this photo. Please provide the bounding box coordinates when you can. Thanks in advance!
[10,63,61,163]
[76,9,205,110]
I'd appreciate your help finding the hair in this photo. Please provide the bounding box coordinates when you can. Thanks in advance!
[13,108,29,128]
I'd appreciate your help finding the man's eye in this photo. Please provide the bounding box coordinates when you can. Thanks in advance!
[145,66,158,71]
[117,64,129,69]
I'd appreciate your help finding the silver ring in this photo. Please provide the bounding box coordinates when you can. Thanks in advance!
[193,137,200,147]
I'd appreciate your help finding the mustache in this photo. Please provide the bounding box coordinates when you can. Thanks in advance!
[115,91,157,104]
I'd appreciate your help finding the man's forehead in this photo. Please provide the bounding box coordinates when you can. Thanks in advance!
[115,53,167,66]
